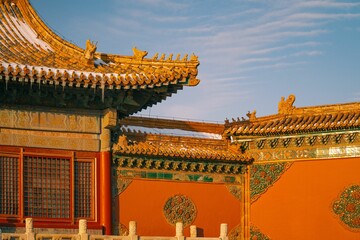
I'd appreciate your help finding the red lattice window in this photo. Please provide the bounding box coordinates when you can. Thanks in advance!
[0,156,19,215]
[74,160,94,219]
[0,148,96,223]
[23,156,71,219]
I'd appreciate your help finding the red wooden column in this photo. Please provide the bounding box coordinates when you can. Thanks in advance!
[100,151,112,235]
[99,109,117,234]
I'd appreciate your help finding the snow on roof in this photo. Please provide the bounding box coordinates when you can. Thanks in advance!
[7,14,53,51]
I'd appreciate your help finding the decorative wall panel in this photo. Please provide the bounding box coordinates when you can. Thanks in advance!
[250,226,271,240]
[333,185,360,231]
[112,168,240,184]
[226,185,242,201]
[229,224,270,240]
[112,222,128,236]
[228,224,241,240]
[163,194,197,227]
[249,145,360,163]
[112,177,132,197]
[251,162,292,202]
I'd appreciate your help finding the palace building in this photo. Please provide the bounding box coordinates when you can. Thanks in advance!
[0,1,359,240]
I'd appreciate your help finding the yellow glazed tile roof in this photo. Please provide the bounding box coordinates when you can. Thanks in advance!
[224,95,360,137]
[113,116,252,163]
[0,0,200,90]
[113,133,252,163]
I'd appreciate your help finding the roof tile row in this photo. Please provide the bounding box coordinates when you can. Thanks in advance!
[225,106,360,136]
[113,135,252,163]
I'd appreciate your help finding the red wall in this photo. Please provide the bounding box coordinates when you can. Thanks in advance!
[116,179,241,237]
[251,157,360,240]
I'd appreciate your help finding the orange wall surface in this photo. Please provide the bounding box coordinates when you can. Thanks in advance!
[251,157,360,240]
[116,179,241,237]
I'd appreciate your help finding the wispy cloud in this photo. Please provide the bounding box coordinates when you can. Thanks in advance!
[39,0,360,120]
[233,61,308,73]
[296,1,360,9]
[288,12,360,21]
[209,8,264,21]
[135,0,188,11]
[292,50,323,57]
[249,42,321,55]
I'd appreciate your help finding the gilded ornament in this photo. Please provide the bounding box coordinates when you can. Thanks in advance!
[167,54,173,61]
[190,53,198,62]
[250,226,271,240]
[278,94,296,114]
[188,78,200,86]
[112,223,129,236]
[6,64,13,75]
[132,47,148,60]
[84,39,97,60]
[333,185,360,230]
[152,53,159,60]
[246,110,257,121]
[113,155,246,175]
[226,185,242,201]
[163,194,197,227]
[228,224,242,240]
[113,135,129,151]
[112,176,132,197]
[14,65,21,76]
[333,134,343,144]
[346,133,356,143]
[256,140,265,149]
[251,162,292,202]
[269,138,278,149]
[321,135,330,145]
[228,225,271,240]
[294,137,304,147]
[307,136,317,146]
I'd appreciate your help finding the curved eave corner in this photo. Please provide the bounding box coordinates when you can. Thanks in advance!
[0,0,201,114]
[1,0,201,90]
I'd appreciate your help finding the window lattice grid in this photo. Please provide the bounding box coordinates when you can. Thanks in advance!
[0,156,19,215]
[74,161,93,218]
[23,156,70,219]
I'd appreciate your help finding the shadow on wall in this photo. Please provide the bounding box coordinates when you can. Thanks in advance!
[196,227,204,237]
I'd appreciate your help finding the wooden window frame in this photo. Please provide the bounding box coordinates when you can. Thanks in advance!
[74,158,96,221]
[0,147,96,224]
[22,154,73,222]
[0,153,20,218]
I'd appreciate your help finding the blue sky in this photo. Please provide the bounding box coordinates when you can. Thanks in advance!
[31,0,360,122]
